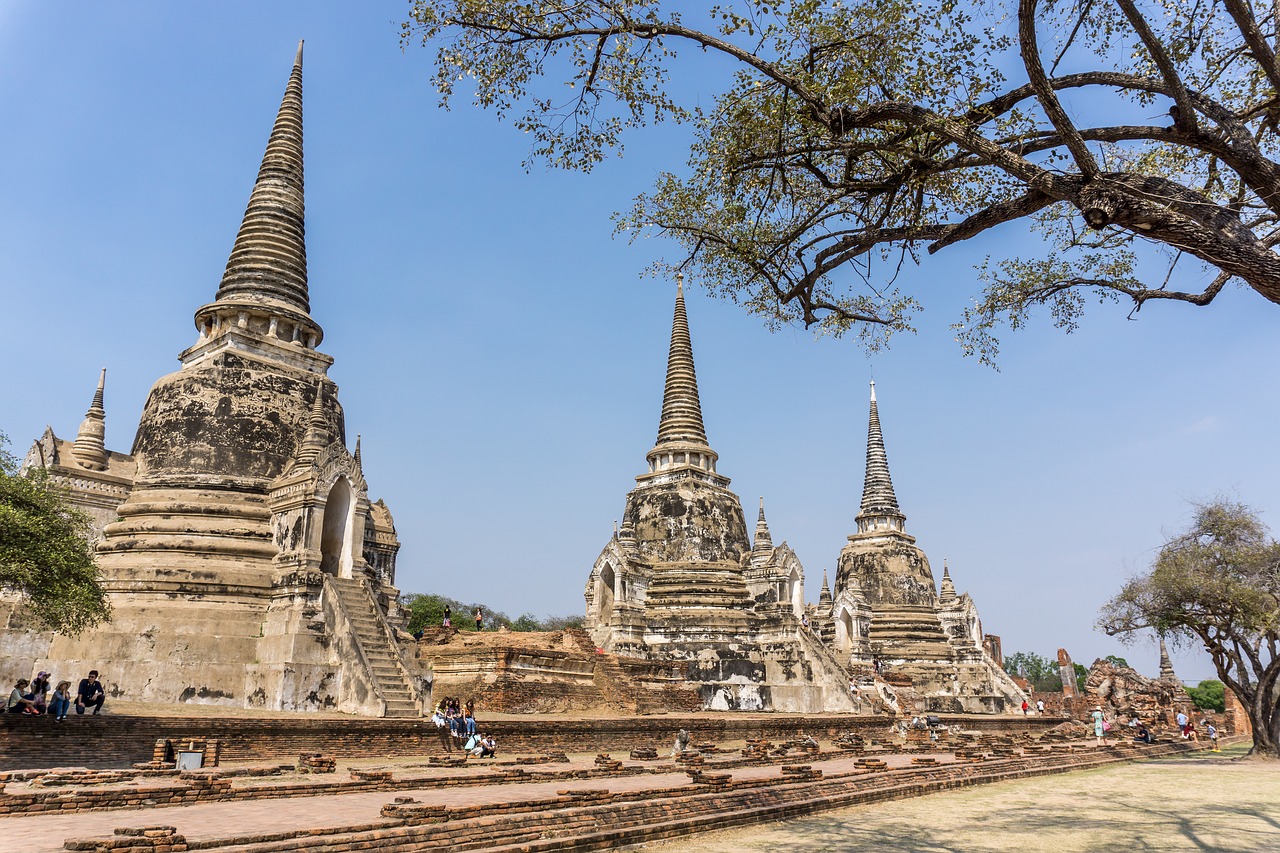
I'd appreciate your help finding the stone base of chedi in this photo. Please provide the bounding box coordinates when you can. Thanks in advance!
[0,45,424,717]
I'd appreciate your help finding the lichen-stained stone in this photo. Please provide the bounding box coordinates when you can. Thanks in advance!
[585,279,855,714]
[2,44,419,717]
[823,383,1027,713]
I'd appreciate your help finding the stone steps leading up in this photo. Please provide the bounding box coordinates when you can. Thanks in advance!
[328,577,419,718]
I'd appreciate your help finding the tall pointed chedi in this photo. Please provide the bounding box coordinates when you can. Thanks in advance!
[828,380,1027,712]
[583,280,854,712]
[8,45,419,717]
[71,368,109,471]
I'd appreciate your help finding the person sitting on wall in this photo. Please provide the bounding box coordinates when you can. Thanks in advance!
[7,679,39,714]
[49,681,73,722]
[1133,724,1154,744]
[76,671,105,715]
[29,672,51,714]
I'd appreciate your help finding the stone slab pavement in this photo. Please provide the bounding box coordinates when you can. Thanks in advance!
[0,751,957,853]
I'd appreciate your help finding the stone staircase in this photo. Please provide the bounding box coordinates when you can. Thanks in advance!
[328,576,420,718]
[566,629,669,715]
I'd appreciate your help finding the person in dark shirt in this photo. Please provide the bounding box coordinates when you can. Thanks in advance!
[76,670,105,715]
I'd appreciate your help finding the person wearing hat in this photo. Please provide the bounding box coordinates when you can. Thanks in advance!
[76,670,105,715]
[29,671,51,714]
[1091,705,1106,746]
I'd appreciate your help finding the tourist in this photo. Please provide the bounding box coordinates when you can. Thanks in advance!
[1183,720,1198,741]
[7,679,39,714]
[443,606,452,629]
[1205,722,1219,751]
[873,657,881,676]
[1091,705,1106,746]
[474,607,483,631]
[1133,723,1153,744]
[1021,699,1029,715]
[464,708,477,736]
[1035,699,1045,715]
[480,734,497,758]
[49,681,73,721]
[1176,710,1189,735]
[672,728,690,757]
[801,613,810,632]
[76,670,105,715]
[464,731,483,756]
[30,671,51,713]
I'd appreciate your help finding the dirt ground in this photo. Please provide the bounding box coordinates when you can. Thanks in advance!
[633,745,1280,853]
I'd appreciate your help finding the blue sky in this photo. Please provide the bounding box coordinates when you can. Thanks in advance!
[3,1,1277,683]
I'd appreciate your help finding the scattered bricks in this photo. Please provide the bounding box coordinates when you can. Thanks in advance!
[594,754,624,771]
[675,752,704,766]
[855,758,888,770]
[541,751,571,763]
[349,769,394,782]
[911,757,939,766]
[694,742,720,754]
[780,765,823,780]
[629,747,659,761]
[381,800,450,824]
[297,753,336,773]
[428,756,468,768]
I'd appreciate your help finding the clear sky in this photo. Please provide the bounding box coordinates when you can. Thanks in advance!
[2,1,1277,684]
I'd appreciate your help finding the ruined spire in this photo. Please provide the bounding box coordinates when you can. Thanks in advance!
[751,496,774,567]
[353,434,362,469]
[71,368,109,471]
[645,275,722,479]
[295,379,329,464]
[1158,636,1177,681]
[819,569,832,608]
[214,40,310,314]
[938,559,957,604]
[654,275,708,448]
[855,379,906,534]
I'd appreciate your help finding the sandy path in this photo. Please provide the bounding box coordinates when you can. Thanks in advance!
[632,748,1280,853]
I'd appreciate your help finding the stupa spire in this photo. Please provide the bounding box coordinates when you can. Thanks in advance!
[295,379,329,464]
[645,275,722,479]
[751,497,774,566]
[855,380,906,534]
[353,434,362,469]
[214,40,310,314]
[655,275,707,447]
[71,368,109,471]
[938,559,957,603]
[819,569,832,608]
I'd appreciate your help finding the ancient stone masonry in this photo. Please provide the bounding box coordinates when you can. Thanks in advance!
[2,43,417,716]
[584,278,855,713]
[812,382,1027,713]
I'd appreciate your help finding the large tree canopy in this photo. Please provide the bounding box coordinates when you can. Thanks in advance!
[1099,500,1280,758]
[0,433,109,634]
[405,0,1280,363]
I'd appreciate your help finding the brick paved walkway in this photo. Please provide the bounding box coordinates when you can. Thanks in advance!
[1,752,935,852]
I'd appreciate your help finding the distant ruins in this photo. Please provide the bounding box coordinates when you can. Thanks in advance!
[2,44,421,716]
[584,281,1025,713]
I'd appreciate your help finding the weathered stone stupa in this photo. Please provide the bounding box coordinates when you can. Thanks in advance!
[3,44,422,716]
[584,279,855,712]
[818,382,1025,712]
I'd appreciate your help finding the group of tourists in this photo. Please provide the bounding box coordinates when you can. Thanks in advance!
[430,696,496,757]
[7,669,105,720]
[1086,706,1220,750]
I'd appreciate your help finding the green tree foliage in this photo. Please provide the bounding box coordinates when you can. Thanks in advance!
[1004,651,1062,692]
[406,1,1280,365]
[1104,654,1131,669]
[1100,499,1280,758]
[1073,663,1088,693]
[0,432,109,633]
[400,592,582,634]
[1186,679,1227,712]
